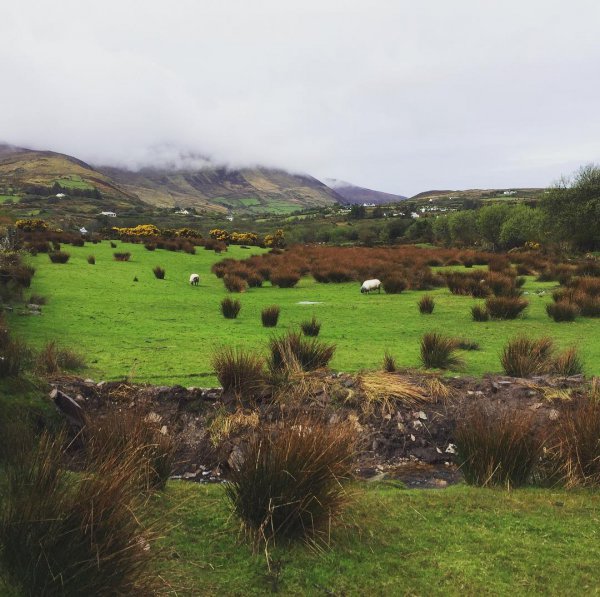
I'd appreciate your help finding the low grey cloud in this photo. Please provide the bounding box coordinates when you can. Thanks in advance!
[1,0,599,195]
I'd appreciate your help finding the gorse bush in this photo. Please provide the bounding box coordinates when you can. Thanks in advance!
[211,346,266,398]
[153,265,166,279]
[419,332,463,370]
[546,301,578,322]
[269,331,335,373]
[221,297,241,319]
[113,252,131,261]
[225,417,355,546]
[261,305,280,327]
[485,296,529,319]
[300,315,321,337]
[455,405,542,488]
[418,295,435,314]
[0,431,161,595]
[48,251,70,263]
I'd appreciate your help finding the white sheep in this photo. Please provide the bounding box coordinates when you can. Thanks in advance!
[360,279,381,294]
[189,273,200,286]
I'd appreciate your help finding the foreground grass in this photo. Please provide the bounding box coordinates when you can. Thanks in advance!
[9,241,600,385]
[154,482,600,595]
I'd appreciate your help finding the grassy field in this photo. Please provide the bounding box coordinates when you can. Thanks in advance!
[152,481,600,595]
[9,241,600,385]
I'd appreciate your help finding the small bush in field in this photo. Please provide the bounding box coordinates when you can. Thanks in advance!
[471,304,489,321]
[225,417,355,545]
[485,296,528,319]
[113,252,131,262]
[48,251,70,264]
[110,241,117,248]
[247,271,264,288]
[382,275,408,294]
[455,405,542,487]
[221,297,241,319]
[269,331,335,372]
[551,347,583,376]
[144,242,157,251]
[224,274,248,293]
[28,294,47,305]
[36,341,86,374]
[211,346,265,397]
[418,295,435,314]
[383,351,396,372]
[500,336,554,377]
[270,270,301,288]
[546,301,578,322]
[300,315,321,337]
[153,266,166,280]
[419,332,463,369]
[261,305,280,327]
[0,337,31,378]
[456,338,480,351]
[87,255,95,265]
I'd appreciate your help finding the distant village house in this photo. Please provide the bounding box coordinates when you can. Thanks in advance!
[100,211,117,217]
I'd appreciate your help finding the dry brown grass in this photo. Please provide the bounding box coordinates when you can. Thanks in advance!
[358,371,428,415]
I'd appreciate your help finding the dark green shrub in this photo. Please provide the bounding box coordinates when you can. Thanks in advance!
[225,418,355,545]
[419,332,463,369]
[221,297,241,319]
[113,252,131,262]
[261,305,280,327]
[87,255,95,265]
[418,295,435,314]
[455,405,542,487]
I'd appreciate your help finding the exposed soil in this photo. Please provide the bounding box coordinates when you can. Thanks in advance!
[48,371,590,488]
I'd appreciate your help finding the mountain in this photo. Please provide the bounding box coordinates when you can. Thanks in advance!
[0,144,343,215]
[324,178,407,204]
[98,165,342,214]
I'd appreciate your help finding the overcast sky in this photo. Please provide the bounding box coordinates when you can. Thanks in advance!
[1,0,599,196]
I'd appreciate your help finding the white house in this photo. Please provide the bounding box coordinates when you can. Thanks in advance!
[175,208,190,215]
[79,227,88,234]
[100,211,117,217]
[503,190,517,196]
[226,215,234,222]
[55,193,66,198]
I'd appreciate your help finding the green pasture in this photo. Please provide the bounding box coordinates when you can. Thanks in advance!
[9,241,600,385]
[54,175,95,190]
[153,481,600,595]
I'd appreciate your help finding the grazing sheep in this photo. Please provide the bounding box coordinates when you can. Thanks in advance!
[360,279,381,294]
[189,273,200,286]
